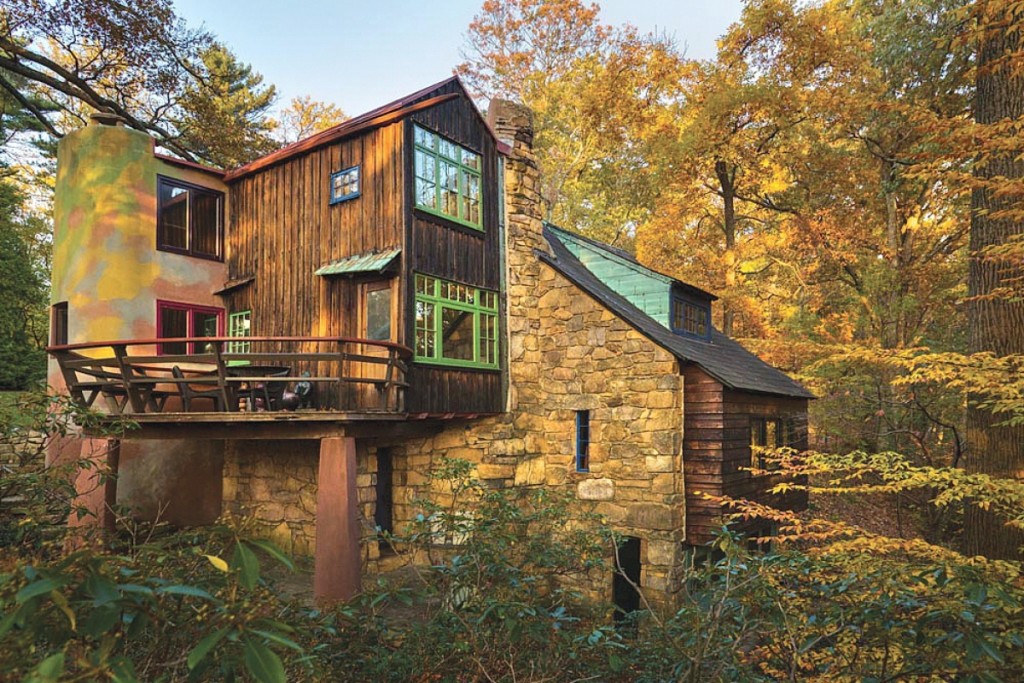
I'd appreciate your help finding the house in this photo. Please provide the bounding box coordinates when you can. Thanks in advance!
[47,77,812,610]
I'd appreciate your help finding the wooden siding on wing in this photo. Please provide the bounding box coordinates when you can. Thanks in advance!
[227,121,405,341]
[402,80,505,414]
[683,365,809,545]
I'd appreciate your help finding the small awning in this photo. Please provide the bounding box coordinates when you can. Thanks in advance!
[314,248,401,277]
[213,275,256,295]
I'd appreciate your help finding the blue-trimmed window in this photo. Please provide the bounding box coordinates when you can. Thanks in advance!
[671,295,711,340]
[575,410,590,472]
[330,166,360,204]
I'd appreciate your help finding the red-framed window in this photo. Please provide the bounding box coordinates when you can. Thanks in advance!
[156,300,224,355]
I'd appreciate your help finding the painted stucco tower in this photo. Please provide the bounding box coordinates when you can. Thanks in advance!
[50,116,228,526]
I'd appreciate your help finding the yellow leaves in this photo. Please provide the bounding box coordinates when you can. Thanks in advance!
[205,555,229,573]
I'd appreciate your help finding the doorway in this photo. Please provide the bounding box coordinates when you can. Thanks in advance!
[375,448,394,553]
[613,536,642,624]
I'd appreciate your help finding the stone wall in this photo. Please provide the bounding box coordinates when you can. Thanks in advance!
[222,439,381,566]
[388,259,686,609]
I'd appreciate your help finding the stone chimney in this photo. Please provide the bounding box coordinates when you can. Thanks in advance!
[488,99,549,412]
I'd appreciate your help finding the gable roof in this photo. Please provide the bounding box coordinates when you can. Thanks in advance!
[225,76,508,182]
[539,225,814,399]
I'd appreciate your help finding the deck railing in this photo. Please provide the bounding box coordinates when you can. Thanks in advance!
[47,336,412,415]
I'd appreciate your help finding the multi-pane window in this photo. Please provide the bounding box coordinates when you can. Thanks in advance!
[576,410,591,472]
[671,296,710,340]
[414,274,498,368]
[227,310,252,353]
[51,302,68,346]
[157,301,223,355]
[413,124,482,230]
[330,166,360,204]
[157,177,223,260]
[750,417,787,470]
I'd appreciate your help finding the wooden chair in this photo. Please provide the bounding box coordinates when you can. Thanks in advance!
[172,366,225,412]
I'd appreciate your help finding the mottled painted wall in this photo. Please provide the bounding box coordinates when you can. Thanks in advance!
[50,119,229,526]
[50,119,227,359]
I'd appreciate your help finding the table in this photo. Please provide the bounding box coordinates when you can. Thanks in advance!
[226,365,292,411]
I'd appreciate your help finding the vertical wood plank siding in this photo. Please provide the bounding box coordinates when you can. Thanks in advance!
[683,365,808,544]
[403,82,504,414]
[225,81,504,414]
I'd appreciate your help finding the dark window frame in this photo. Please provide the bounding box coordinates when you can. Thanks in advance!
[671,293,711,340]
[51,302,68,346]
[576,410,591,472]
[156,175,224,261]
[750,416,788,470]
[329,165,361,204]
[156,300,224,355]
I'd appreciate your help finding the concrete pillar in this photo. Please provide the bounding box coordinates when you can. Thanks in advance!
[67,437,120,531]
[314,436,361,603]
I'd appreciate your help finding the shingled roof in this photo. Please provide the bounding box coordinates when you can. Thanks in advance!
[539,225,814,399]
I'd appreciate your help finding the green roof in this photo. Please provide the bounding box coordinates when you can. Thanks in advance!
[314,248,401,276]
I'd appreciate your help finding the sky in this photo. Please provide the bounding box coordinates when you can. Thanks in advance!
[171,0,745,117]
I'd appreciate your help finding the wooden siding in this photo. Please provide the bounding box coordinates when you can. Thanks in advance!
[403,79,505,414]
[227,120,405,339]
[683,365,808,545]
[224,80,505,415]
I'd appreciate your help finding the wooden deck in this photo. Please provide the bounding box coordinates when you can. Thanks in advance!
[48,335,413,423]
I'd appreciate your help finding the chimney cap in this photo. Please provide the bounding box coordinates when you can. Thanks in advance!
[89,112,126,127]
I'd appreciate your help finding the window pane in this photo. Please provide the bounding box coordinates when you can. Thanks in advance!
[158,183,188,250]
[416,177,437,209]
[441,306,474,361]
[415,300,435,357]
[193,310,219,353]
[462,149,480,169]
[366,288,392,341]
[414,125,435,149]
[438,138,458,160]
[440,160,459,216]
[192,191,220,257]
[160,307,188,355]
[479,313,497,365]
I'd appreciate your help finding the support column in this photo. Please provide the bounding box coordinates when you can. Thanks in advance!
[314,436,361,603]
[68,437,120,531]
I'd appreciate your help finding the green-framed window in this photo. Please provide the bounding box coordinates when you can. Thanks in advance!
[414,274,498,369]
[413,124,482,230]
[227,310,251,355]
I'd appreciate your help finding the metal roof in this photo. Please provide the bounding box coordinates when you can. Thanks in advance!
[540,225,814,399]
[314,248,401,277]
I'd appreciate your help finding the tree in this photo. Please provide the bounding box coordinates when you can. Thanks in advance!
[0,178,46,390]
[174,42,278,168]
[276,95,347,145]
[0,0,207,158]
[964,0,1024,560]
[459,0,686,244]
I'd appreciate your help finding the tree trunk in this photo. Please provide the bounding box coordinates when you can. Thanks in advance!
[965,2,1024,560]
[716,160,737,336]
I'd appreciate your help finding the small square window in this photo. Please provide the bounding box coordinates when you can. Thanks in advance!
[330,166,360,204]
[576,410,590,472]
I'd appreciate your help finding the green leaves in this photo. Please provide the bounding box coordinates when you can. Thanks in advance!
[243,638,286,683]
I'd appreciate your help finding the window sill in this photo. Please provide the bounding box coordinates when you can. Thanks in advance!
[157,245,224,263]
[412,207,485,235]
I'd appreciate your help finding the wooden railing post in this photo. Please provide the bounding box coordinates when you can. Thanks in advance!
[212,341,235,412]
[112,344,147,413]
